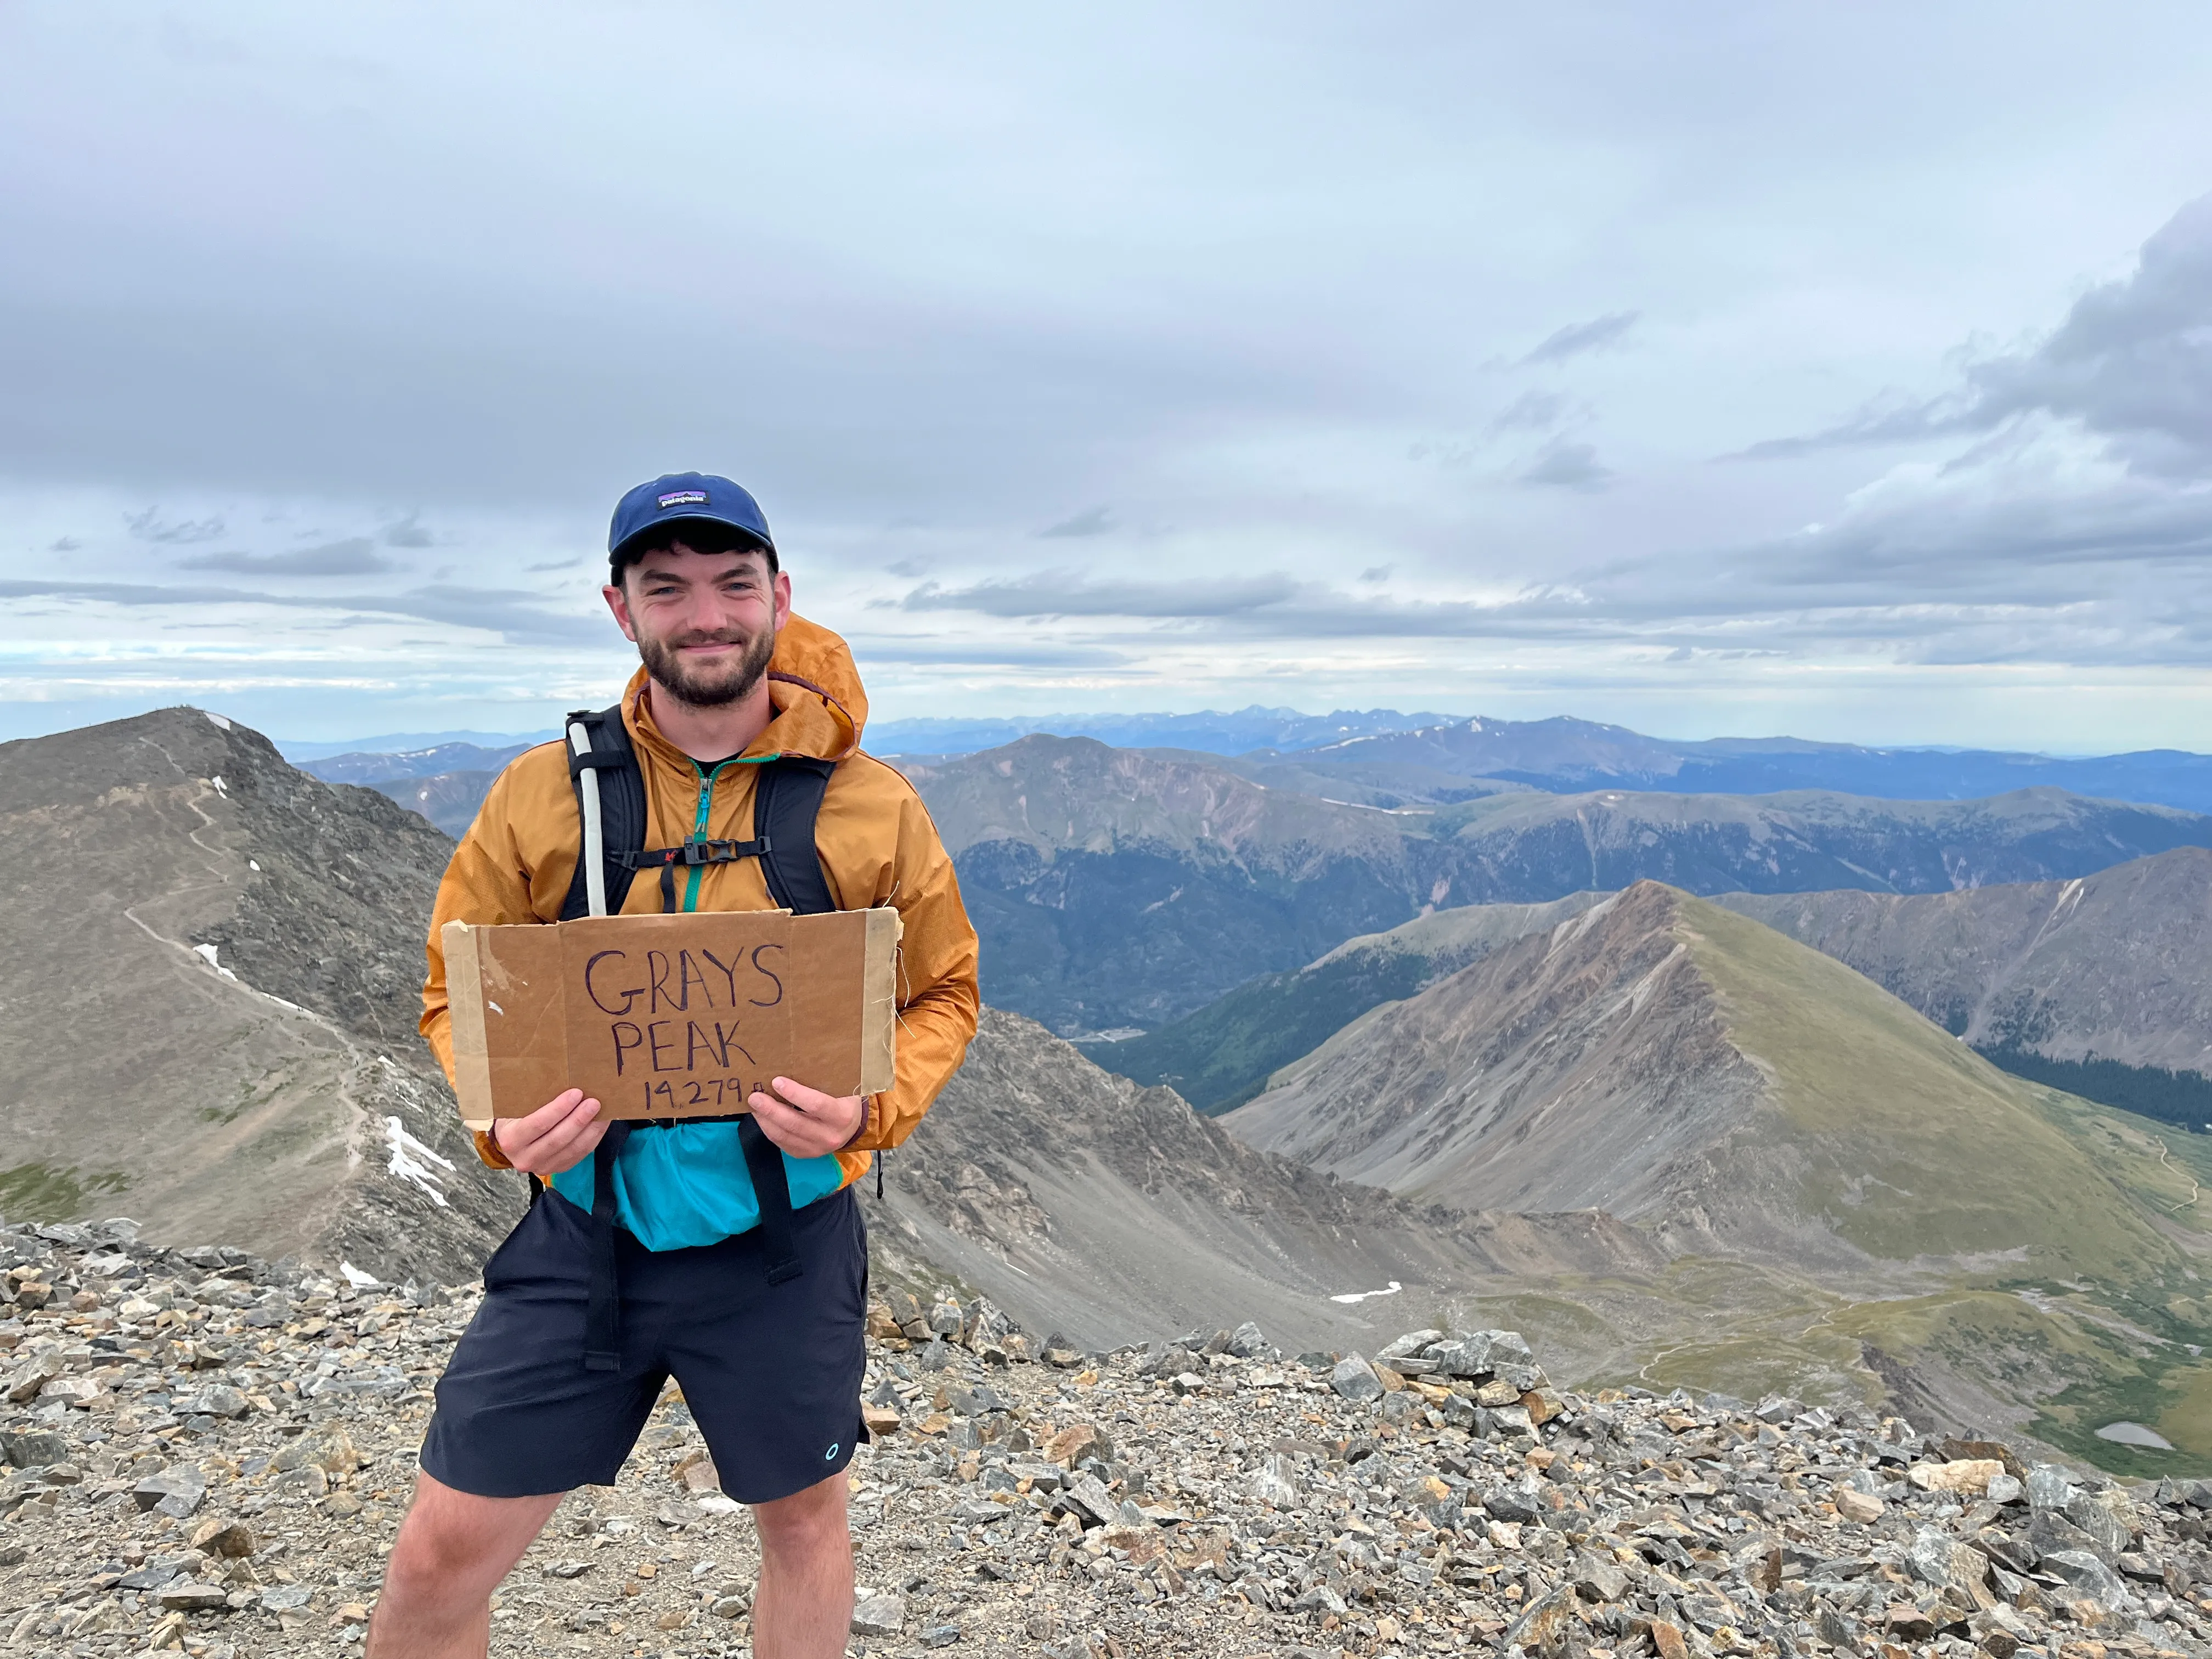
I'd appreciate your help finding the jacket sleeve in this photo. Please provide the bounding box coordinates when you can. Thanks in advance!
[422,760,563,1171]
[842,786,979,1155]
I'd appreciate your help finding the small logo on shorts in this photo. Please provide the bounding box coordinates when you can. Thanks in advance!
[824,1443,840,1460]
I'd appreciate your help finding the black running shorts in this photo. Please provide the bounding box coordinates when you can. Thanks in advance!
[420,1184,867,1503]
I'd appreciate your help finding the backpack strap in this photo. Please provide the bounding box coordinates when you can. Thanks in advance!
[560,704,647,920]
[561,704,835,920]
[752,755,838,917]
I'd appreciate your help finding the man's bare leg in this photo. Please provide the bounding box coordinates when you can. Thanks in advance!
[751,1469,853,1659]
[365,1471,566,1659]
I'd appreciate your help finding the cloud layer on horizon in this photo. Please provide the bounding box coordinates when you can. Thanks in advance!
[3,3,2212,750]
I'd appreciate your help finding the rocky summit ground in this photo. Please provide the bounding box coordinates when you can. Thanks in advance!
[8,1219,2212,1659]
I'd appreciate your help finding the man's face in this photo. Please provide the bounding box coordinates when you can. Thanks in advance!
[603,540,792,709]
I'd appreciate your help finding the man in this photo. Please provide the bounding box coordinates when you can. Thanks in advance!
[369,472,979,1659]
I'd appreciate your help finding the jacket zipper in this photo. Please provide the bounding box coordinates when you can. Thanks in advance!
[683,761,723,914]
[682,754,782,913]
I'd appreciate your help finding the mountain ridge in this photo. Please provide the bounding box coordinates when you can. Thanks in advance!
[0,706,514,1282]
[1097,847,2212,1123]
[908,736,2212,1033]
[1217,879,2212,1454]
[1224,881,2193,1283]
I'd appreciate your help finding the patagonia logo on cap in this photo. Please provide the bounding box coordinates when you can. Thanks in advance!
[657,489,709,508]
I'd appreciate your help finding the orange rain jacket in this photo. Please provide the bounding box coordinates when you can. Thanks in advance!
[420,614,980,1190]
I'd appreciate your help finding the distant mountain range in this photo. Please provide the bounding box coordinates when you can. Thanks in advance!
[1280,715,2212,815]
[289,706,2212,856]
[910,735,2212,1034]
[281,714,2212,1047]
[294,740,537,784]
[274,729,551,764]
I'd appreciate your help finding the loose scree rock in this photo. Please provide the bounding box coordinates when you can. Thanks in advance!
[5,1220,2211,1659]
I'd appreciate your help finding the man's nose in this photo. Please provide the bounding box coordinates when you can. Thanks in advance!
[677,587,742,633]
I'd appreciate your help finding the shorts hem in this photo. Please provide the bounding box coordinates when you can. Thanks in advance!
[417,1447,608,1501]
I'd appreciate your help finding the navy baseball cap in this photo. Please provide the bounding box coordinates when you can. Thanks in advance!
[608,472,776,573]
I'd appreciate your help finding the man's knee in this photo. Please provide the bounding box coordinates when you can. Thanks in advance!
[753,1471,849,1559]
[385,1474,563,1593]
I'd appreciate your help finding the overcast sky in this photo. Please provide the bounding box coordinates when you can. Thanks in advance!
[4,3,2211,752]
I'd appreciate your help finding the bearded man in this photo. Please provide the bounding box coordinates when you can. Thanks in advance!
[366,473,979,1659]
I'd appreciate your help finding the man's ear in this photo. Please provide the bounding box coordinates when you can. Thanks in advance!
[602,581,640,644]
[772,569,793,633]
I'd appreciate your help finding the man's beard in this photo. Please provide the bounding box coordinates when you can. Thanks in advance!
[636,623,776,709]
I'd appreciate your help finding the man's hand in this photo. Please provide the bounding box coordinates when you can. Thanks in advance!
[491,1088,609,1176]
[749,1077,866,1160]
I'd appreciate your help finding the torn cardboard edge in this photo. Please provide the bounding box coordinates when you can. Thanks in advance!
[444,906,900,1128]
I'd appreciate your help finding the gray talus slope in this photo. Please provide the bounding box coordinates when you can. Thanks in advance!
[0,707,510,1280]
[1223,882,2195,1287]
[874,1008,1662,1355]
[1714,846,2212,1076]
[1224,884,1783,1256]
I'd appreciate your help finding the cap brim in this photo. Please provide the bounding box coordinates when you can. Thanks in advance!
[611,512,775,562]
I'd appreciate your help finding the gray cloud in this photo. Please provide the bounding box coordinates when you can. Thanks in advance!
[1490,390,1571,433]
[0,578,602,644]
[5,12,2211,746]
[1723,392,1973,460]
[125,509,224,544]
[180,539,397,577]
[851,637,1133,669]
[1519,439,1615,492]
[1739,193,2212,476]
[1520,312,1639,366]
[1038,506,1116,539]
[1965,191,2212,476]
[905,571,1298,619]
[896,572,1610,640]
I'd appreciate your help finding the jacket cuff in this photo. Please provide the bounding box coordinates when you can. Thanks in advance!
[473,1127,515,1171]
[839,1094,881,1153]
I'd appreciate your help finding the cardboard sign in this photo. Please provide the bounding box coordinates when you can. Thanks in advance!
[442,907,899,1126]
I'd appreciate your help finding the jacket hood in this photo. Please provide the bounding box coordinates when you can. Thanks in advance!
[768,610,869,758]
[622,610,868,764]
